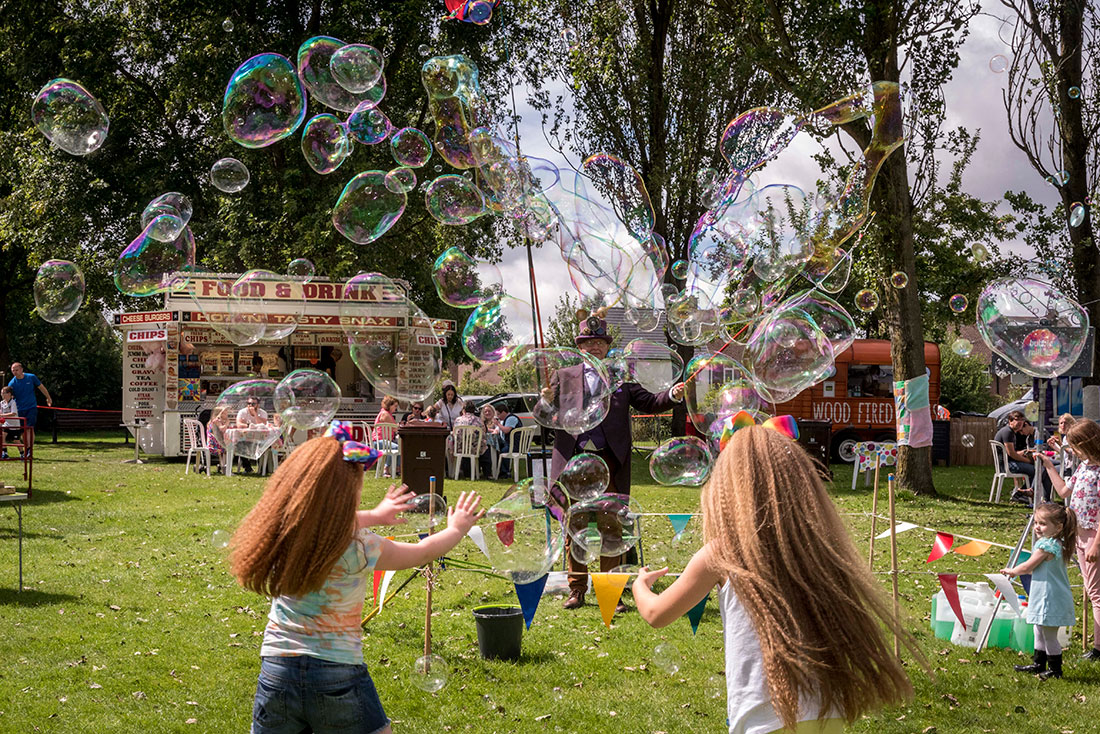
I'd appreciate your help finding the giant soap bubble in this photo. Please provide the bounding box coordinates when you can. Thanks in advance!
[558,453,610,501]
[332,171,407,244]
[34,259,85,323]
[347,104,391,145]
[461,293,536,363]
[222,53,306,148]
[209,380,284,461]
[649,437,713,486]
[517,348,612,435]
[432,246,502,308]
[976,277,1089,379]
[567,494,642,559]
[425,175,486,225]
[210,157,250,193]
[745,304,834,404]
[621,339,684,394]
[297,36,386,113]
[141,192,192,242]
[330,43,383,93]
[301,114,351,174]
[684,353,760,435]
[31,79,109,155]
[274,369,341,430]
[114,221,195,297]
[480,478,565,584]
[421,55,490,169]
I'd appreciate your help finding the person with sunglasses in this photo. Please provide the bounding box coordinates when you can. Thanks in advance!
[400,402,426,425]
[235,398,270,473]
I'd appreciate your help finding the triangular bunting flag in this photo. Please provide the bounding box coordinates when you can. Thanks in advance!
[372,570,383,606]
[591,573,630,628]
[495,520,515,547]
[686,593,709,635]
[467,525,490,560]
[937,573,966,627]
[926,532,954,562]
[953,540,992,557]
[985,573,1024,617]
[514,574,549,629]
[377,569,396,611]
[875,521,918,540]
[667,514,693,539]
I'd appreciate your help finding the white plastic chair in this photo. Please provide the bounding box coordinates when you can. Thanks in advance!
[451,425,484,480]
[372,422,400,478]
[989,440,1032,503]
[182,418,211,477]
[494,425,536,482]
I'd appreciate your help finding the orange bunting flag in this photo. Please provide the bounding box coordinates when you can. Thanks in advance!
[926,532,954,562]
[953,540,992,557]
[591,573,630,628]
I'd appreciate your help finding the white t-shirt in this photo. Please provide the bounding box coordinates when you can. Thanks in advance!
[236,407,269,427]
[0,399,19,428]
[718,582,824,734]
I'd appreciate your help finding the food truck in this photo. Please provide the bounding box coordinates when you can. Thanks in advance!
[112,272,455,457]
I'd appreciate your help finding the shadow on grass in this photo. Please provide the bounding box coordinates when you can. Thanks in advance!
[0,588,79,607]
[20,488,81,506]
[516,650,565,665]
[0,527,62,541]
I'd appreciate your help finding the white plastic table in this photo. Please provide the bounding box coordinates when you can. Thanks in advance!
[1,492,28,591]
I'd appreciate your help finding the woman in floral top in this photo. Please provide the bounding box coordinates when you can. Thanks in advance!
[1037,419,1100,661]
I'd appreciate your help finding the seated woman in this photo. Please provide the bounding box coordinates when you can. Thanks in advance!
[448,402,490,479]
[1048,413,1078,474]
[373,395,400,477]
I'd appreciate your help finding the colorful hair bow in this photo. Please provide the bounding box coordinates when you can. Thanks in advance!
[325,420,383,469]
[717,411,799,452]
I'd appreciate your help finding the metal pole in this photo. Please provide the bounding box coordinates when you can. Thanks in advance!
[976,513,1034,653]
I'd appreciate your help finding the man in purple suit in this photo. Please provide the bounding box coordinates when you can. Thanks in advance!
[545,312,684,611]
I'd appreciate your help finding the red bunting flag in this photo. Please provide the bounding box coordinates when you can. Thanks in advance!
[926,532,954,562]
[372,570,383,606]
[495,520,515,547]
[937,573,966,627]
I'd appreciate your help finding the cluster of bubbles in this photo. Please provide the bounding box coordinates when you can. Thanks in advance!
[186,269,306,346]
[34,259,85,324]
[114,192,195,297]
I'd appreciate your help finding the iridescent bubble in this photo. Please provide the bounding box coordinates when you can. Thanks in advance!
[209,380,284,460]
[398,493,448,531]
[222,18,234,31]
[212,529,230,548]
[465,0,495,24]
[621,339,684,394]
[330,43,383,93]
[347,103,391,145]
[890,271,909,289]
[30,79,109,156]
[141,192,192,242]
[301,113,352,174]
[652,642,682,675]
[481,479,566,584]
[418,44,431,56]
[390,127,433,168]
[384,167,417,194]
[559,453,610,501]
[581,153,655,240]
[567,493,642,558]
[209,270,306,345]
[411,654,448,693]
[731,288,759,317]
[562,27,579,49]
[210,157,250,193]
[287,258,315,283]
[1024,400,1040,422]
[649,436,713,486]
[949,294,968,313]
[951,337,973,357]
[670,259,688,279]
[1069,86,1081,99]
[745,304,834,404]
[517,348,611,435]
[1069,202,1086,227]
[684,353,760,435]
[972,243,989,262]
[786,291,855,357]
[976,277,1088,379]
[222,53,306,148]
[425,174,486,225]
[989,55,1008,73]
[332,171,407,244]
[114,220,195,297]
[274,369,342,430]
[854,289,879,313]
[298,37,387,113]
[962,434,976,448]
[432,246,503,308]
[421,55,490,169]
[462,293,535,363]
[34,259,85,324]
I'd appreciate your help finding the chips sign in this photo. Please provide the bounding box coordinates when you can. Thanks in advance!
[416,334,447,347]
[126,328,168,343]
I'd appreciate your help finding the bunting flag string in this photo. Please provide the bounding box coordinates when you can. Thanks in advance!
[514,574,549,629]
[937,574,966,627]
[875,522,918,539]
[686,593,709,635]
[591,573,630,628]
[953,540,993,557]
[867,513,1015,551]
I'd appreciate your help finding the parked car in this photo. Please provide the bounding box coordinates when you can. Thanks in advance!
[988,388,1033,427]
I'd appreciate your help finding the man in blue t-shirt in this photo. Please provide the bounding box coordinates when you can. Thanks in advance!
[490,405,522,478]
[8,362,52,449]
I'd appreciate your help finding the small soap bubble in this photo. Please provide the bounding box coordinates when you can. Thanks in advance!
[652,643,682,675]
[384,167,417,194]
[210,157,250,193]
[424,174,486,225]
[212,530,230,548]
[330,43,384,94]
[561,27,579,50]
[34,259,85,324]
[890,271,908,289]
[949,293,968,313]
[989,54,1008,73]
[302,113,352,173]
[274,369,342,430]
[1069,202,1086,227]
[411,654,448,693]
[671,259,688,279]
[287,258,315,283]
[972,243,989,262]
[1069,86,1081,99]
[466,0,494,25]
[1022,328,1062,370]
[390,127,433,168]
[854,289,879,313]
[649,437,713,487]
[559,453,610,501]
[418,44,431,56]
[951,337,973,357]
[222,53,306,148]
[222,18,234,32]
[347,103,391,145]
[332,171,407,244]
[961,434,975,448]
[1024,400,1040,422]
[398,493,447,531]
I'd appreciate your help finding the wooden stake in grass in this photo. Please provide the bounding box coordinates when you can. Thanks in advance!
[887,472,900,658]
[868,455,881,570]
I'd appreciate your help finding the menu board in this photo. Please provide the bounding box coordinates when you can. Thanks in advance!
[396,331,437,398]
[122,342,165,453]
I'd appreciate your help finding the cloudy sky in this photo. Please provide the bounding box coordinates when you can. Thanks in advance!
[488,11,1063,320]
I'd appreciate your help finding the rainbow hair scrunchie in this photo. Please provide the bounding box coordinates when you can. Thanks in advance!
[716,411,799,452]
[325,420,383,469]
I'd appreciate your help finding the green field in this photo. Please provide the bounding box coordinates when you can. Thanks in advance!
[1,434,1098,733]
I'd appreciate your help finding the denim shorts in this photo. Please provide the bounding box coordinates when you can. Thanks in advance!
[252,656,389,734]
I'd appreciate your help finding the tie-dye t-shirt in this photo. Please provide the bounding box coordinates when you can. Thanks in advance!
[260,528,383,664]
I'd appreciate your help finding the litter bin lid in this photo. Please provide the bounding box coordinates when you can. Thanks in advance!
[398,424,451,436]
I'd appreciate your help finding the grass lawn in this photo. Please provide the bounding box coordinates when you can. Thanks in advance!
[2,434,1099,733]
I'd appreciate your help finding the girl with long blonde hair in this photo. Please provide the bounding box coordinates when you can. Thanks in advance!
[231,422,483,734]
[633,425,923,733]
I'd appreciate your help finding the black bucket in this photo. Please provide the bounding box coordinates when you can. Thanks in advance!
[472,605,524,661]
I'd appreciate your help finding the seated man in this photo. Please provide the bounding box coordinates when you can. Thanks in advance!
[995,410,1035,504]
[489,405,522,478]
[235,398,269,473]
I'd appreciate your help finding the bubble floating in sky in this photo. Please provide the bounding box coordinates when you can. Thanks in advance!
[141,192,193,240]
[34,259,85,324]
[465,0,495,24]
[298,36,386,113]
[1024,400,1040,422]
[424,174,486,225]
[384,166,417,194]
[1069,202,1086,227]
[951,337,973,357]
[330,43,383,93]
[274,369,342,430]
[481,480,565,584]
[890,271,909,289]
[212,529,230,548]
[649,436,713,486]
[347,104,391,145]
[301,113,351,174]
[210,157,250,193]
[215,269,306,344]
[421,55,490,169]
[398,493,448,531]
[462,293,535,363]
[222,53,306,148]
[671,259,688,279]
[989,55,1008,73]
[561,27,579,50]
[684,353,760,437]
[854,289,879,313]
[332,170,407,244]
[972,243,989,262]
[287,258,315,282]
[621,339,684,394]
[559,453,610,501]
[390,127,433,168]
[432,246,503,308]
[949,294,968,313]
[30,78,109,155]
[114,220,195,297]
[745,304,834,404]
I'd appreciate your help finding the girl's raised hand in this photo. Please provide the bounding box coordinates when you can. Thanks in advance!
[371,484,417,525]
[999,567,1018,578]
[447,491,485,535]
[634,565,669,589]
